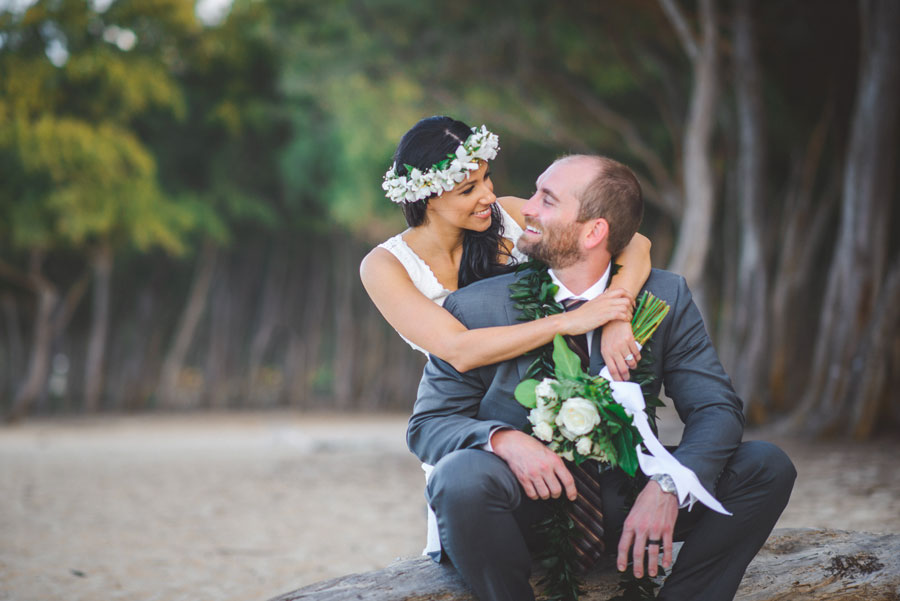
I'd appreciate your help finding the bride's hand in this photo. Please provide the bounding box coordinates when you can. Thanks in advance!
[601,319,641,381]
[560,288,633,336]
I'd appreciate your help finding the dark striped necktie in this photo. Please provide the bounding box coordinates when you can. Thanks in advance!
[561,296,606,573]
[561,297,590,370]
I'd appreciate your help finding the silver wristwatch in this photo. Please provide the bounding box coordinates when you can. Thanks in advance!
[651,473,678,496]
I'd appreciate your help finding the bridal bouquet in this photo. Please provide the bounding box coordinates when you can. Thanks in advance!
[515,337,642,476]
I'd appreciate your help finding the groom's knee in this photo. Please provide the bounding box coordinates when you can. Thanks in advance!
[427,449,521,513]
[734,440,797,501]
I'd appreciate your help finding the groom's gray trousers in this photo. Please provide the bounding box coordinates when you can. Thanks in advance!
[426,440,795,601]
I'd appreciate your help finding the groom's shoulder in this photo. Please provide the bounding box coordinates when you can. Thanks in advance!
[443,270,522,318]
[645,267,685,289]
[448,270,520,303]
[642,268,691,304]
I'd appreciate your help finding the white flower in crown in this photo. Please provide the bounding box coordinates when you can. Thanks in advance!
[382,125,500,204]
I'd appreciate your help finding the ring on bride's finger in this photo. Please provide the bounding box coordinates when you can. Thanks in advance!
[625,353,635,362]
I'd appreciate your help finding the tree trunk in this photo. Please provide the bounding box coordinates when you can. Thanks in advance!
[284,243,330,408]
[768,106,838,413]
[246,247,289,406]
[727,0,768,419]
[847,258,900,436]
[204,257,235,409]
[790,0,900,435]
[7,251,57,422]
[662,0,719,307]
[1,293,25,404]
[268,529,900,601]
[331,240,357,410]
[83,242,112,411]
[157,239,217,409]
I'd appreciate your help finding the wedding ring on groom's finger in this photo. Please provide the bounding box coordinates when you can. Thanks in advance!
[647,539,663,546]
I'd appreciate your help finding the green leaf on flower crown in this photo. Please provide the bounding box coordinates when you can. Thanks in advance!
[552,334,583,380]
[514,379,540,408]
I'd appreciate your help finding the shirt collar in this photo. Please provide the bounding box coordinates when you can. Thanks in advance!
[549,262,611,303]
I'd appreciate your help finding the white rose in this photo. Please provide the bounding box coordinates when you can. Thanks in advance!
[528,404,556,428]
[533,421,554,442]
[576,436,593,456]
[559,448,575,461]
[535,378,559,403]
[555,397,601,440]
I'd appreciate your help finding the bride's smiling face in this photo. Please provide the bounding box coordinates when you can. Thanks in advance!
[425,162,496,231]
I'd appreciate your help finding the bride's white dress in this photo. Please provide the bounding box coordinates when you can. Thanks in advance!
[377,203,527,556]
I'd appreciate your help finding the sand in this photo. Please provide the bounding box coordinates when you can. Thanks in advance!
[1,411,898,601]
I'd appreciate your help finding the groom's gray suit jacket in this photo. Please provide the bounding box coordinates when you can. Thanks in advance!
[407,267,745,496]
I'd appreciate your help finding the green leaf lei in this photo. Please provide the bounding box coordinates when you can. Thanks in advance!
[508,260,668,601]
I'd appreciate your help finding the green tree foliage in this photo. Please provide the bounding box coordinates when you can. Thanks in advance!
[267,0,689,237]
[0,0,292,413]
[137,0,290,243]
[0,0,200,256]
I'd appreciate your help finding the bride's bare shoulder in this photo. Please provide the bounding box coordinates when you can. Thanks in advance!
[359,245,406,285]
[497,196,527,227]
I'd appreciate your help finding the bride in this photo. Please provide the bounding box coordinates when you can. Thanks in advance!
[360,115,651,379]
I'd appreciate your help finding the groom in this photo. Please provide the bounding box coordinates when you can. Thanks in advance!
[407,155,795,601]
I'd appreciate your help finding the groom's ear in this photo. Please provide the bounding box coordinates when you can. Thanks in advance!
[583,218,610,251]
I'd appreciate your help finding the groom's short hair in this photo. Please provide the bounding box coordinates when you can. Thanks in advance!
[566,155,643,256]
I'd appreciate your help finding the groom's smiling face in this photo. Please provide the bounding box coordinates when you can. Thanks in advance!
[517,157,596,269]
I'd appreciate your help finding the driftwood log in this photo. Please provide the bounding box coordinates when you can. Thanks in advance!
[270,529,899,601]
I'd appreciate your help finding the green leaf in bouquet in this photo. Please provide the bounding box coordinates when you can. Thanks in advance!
[615,429,640,477]
[514,379,540,408]
[553,379,582,400]
[552,334,583,380]
[606,402,633,425]
[597,404,619,425]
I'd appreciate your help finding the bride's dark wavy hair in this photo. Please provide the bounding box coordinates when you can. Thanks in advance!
[390,115,515,288]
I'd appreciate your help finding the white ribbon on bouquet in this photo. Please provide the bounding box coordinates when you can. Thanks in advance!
[598,360,731,516]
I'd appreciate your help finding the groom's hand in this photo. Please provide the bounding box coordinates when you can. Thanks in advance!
[617,480,679,578]
[491,430,577,501]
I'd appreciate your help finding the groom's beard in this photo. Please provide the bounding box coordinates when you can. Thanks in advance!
[517,219,584,269]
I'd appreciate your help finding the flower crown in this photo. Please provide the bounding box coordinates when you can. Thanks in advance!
[382,125,500,204]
